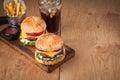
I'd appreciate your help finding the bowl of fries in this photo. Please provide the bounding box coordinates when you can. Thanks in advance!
[4,0,26,25]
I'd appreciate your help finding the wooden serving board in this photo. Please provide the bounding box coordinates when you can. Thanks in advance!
[0,36,75,73]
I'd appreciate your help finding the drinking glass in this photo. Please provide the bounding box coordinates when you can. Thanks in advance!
[38,0,61,36]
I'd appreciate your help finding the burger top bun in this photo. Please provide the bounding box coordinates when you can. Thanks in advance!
[21,16,46,33]
[36,33,63,52]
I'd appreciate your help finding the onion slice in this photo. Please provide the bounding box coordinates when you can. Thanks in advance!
[36,47,63,53]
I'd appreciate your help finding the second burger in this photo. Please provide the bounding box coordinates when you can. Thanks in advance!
[35,33,66,65]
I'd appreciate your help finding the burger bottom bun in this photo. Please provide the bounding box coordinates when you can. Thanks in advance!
[35,50,66,65]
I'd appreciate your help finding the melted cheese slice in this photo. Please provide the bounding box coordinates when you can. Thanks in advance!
[36,50,56,58]
[21,31,27,38]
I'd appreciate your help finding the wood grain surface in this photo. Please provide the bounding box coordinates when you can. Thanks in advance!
[61,0,120,80]
[0,0,120,80]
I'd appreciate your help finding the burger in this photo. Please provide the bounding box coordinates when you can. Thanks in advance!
[35,33,66,65]
[19,16,46,46]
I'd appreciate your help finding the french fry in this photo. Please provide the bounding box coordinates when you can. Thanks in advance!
[8,2,14,16]
[6,3,12,16]
[18,11,21,16]
[14,0,18,16]
[14,0,18,4]
[8,2,12,7]
[6,5,11,16]
[6,2,15,16]
[5,0,25,17]
[5,8,10,16]
[16,2,20,16]
[13,4,17,15]
[20,6,25,15]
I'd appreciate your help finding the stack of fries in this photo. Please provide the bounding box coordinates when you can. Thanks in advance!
[5,0,25,17]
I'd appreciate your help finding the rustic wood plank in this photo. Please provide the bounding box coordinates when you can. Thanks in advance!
[60,0,120,80]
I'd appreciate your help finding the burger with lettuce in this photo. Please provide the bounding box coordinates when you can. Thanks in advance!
[35,33,66,65]
[19,16,46,46]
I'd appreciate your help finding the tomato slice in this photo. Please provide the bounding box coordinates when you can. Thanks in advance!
[26,31,44,36]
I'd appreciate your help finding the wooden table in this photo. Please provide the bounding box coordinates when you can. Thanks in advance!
[0,0,120,80]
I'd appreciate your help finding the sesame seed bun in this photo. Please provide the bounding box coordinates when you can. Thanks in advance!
[36,33,63,52]
[21,16,46,33]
